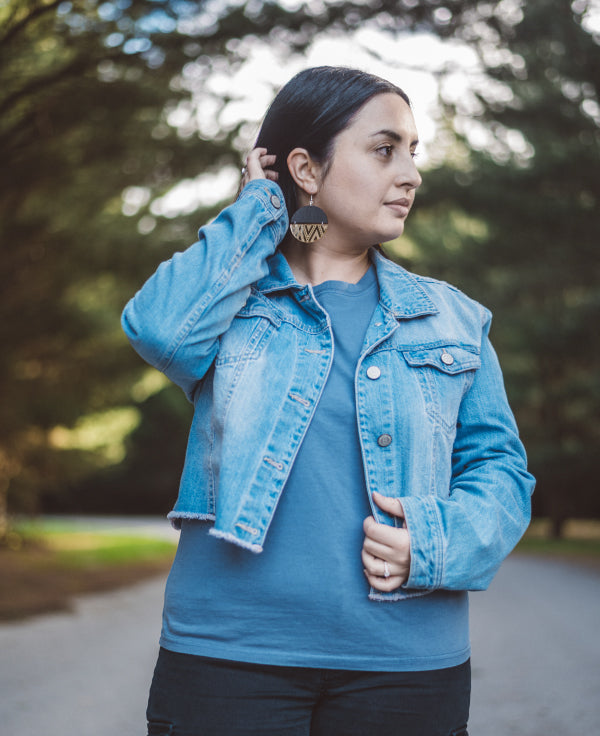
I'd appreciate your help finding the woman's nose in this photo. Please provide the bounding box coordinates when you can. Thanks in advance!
[396,151,423,190]
[398,155,422,191]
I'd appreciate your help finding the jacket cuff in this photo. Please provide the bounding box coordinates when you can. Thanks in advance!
[236,179,288,233]
[400,496,445,590]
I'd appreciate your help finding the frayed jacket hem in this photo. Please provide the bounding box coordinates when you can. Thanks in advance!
[208,527,263,553]
[368,588,433,602]
[167,510,215,530]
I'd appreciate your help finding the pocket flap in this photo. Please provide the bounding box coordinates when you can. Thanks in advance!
[237,302,282,327]
[402,345,481,374]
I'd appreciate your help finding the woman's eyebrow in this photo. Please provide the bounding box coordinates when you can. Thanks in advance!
[370,129,419,146]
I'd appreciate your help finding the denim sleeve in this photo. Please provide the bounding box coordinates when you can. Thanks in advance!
[121,180,288,398]
[400,314,535,591]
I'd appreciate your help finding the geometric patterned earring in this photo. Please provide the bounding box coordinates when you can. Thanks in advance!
[289,195,328,243]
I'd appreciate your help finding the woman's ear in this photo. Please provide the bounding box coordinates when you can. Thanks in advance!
[287,148,322,200]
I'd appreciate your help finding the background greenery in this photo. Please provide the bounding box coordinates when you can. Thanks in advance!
[1,518,176,619]
[1,0,598,538]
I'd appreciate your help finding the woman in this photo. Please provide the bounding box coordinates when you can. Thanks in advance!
[122,66,534,736]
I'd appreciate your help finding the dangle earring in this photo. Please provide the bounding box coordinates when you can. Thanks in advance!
[290,195,328,243]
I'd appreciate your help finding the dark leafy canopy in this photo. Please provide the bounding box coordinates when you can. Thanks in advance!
[0,0,598,533]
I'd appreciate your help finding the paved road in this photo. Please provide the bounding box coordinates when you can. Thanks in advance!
[469,555,600,734]
[1,520,599,735]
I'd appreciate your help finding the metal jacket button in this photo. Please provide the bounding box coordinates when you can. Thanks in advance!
[377,433,392,447]
[441,351,454,365]
[270,194,281,209]
[366,366,381,380]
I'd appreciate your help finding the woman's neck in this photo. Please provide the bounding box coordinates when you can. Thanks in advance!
[280,237,371,286]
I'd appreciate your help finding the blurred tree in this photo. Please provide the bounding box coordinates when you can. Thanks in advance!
[1,0,597,536]
[0,0,486,531]
[393,0,600,536]
[0,0,203,531]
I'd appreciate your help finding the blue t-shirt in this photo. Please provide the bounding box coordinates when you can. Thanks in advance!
[160,266,470,671]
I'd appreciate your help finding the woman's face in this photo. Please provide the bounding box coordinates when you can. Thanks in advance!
[315,93,422,250]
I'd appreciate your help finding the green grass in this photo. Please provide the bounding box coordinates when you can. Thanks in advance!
[51,533,177,568]
[517,536,600,556]
[1,520,177,621]
[515,518,600,563]
[10,521,177,567]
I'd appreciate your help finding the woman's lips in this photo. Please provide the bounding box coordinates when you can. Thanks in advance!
[385,198,411,216]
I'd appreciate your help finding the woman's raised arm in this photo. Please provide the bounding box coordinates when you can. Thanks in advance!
[121,150,287,399]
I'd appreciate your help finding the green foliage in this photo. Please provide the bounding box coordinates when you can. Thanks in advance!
[1,0,598,537]
[0,0,483,519]
[400,0,600,535]
[0,1,238,517]
[15,521,177,566]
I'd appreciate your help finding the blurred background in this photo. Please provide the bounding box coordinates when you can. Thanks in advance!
[1,0,599,540]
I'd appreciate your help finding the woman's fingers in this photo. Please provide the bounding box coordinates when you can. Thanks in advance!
[372,491,405,519]
[362,512,411,592]
[362,537,393,563]
[364,570,404,592]
[363,515,406,547]
[362,549,404,591]
[242,149,278,184]
[362,548,392,576]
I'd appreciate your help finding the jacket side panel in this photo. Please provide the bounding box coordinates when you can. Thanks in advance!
[169,369,218,526]
[169,288,335,551]
[209,294,334,550]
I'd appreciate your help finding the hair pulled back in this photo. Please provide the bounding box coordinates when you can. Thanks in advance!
[254,66,410,216]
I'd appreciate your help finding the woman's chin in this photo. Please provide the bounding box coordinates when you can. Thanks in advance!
[377,223,406,244]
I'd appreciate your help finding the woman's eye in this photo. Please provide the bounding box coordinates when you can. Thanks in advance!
[377,145,393,157]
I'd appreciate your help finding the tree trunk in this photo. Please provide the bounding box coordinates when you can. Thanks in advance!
[549,513,566,540]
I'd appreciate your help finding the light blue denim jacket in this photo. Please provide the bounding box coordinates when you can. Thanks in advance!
[122,179,534,600]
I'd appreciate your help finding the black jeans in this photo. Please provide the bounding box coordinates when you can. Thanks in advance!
[146,648,470,735]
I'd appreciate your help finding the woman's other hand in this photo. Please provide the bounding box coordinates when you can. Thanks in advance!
[362,491,411,592]
[241,148,278,188]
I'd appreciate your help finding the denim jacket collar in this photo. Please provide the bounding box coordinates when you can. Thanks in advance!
[256,248,439,321]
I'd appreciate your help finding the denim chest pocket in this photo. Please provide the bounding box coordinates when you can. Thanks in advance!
[215,314,276,367]
[402,345,481,434]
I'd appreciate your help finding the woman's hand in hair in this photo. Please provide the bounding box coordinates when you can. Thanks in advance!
[362,491,411,592]
[241,148,278,188]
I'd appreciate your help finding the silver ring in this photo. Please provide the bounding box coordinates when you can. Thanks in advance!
[383,561,390,579]
[241,166,247,176]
